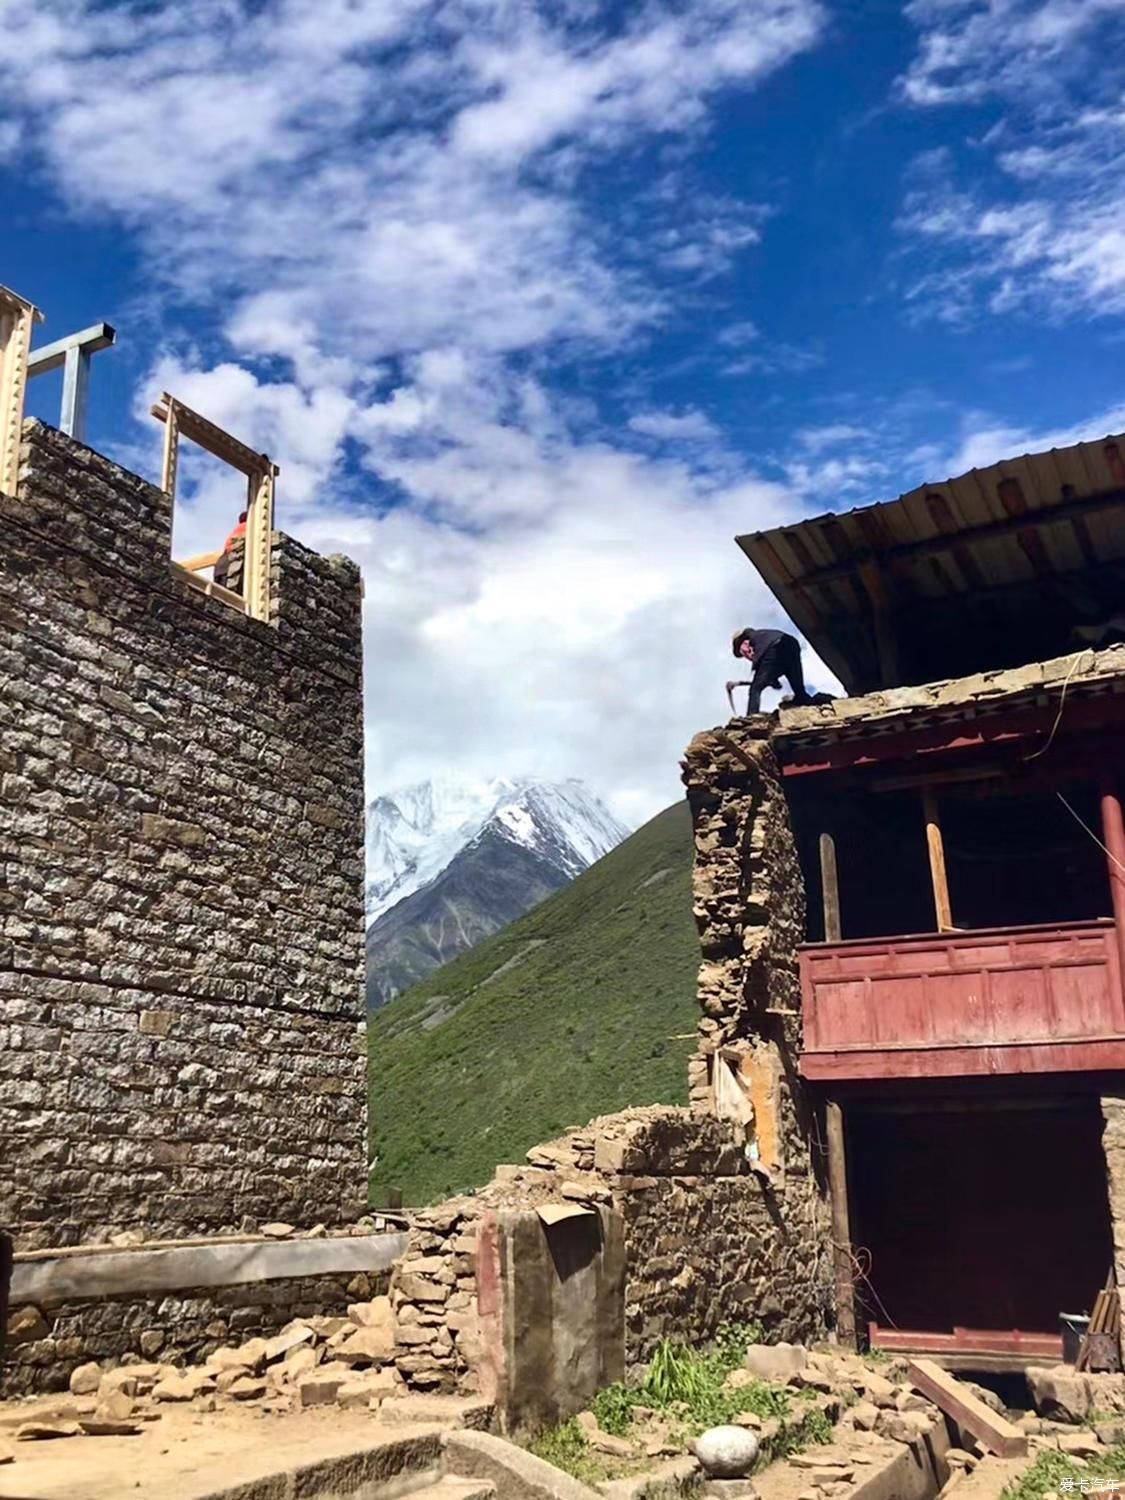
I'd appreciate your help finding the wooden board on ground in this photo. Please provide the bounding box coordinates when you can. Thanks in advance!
[907,1359,1028,1458]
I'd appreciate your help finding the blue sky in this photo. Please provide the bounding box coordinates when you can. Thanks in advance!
[6,0,1125,823]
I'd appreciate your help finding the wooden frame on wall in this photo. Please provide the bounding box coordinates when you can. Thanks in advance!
[152,392,279,624]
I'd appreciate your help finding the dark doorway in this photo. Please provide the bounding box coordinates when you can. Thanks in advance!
[848,1096,1113,1337]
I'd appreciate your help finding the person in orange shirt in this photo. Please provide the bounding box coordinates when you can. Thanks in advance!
[213,510,247,589]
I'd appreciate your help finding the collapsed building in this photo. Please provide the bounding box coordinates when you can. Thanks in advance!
[685,433,1125,1368]
[4,273,1125,1427]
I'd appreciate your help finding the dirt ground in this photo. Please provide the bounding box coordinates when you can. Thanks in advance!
[0,1397,439,1500]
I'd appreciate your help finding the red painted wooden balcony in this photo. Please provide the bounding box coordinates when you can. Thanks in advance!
[799,919,1125,1082]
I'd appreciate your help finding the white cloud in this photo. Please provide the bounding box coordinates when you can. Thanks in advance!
[628,408,720,442]
[1,0,829,821]
[899,0,1125,321]
[796,423,870,453]
[153,358,814,826]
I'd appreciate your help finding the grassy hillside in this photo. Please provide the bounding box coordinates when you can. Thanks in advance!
[368,801,699,1206]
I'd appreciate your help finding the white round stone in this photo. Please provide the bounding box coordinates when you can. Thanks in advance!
[694,1425,760,1477]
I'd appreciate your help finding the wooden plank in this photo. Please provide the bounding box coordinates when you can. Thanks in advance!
[179,549,222,573]
[922,789,953,932]
[10,1232,408,1305]
[819,831,842,943]
[825,1101,857,1349]
[908,1359,1028,1457]
[800,1036,1125,1082]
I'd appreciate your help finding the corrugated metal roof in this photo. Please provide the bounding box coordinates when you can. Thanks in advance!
[738,432,1125,693]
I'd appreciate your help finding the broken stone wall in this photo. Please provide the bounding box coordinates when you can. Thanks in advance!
[0,421,368,1249]
[4,1266,390,1398]
[679,720,834,1338]
[385,1106,828,1420]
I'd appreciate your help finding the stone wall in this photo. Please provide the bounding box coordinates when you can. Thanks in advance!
[4,1265,391,1397]
[679,719,834,1335]
[0,421,368,1248]
[386,1104,831,1419]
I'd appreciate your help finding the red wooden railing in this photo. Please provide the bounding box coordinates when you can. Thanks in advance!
[799,919,1125,1081]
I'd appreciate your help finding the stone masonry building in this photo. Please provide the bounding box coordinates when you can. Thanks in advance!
[684,431,1125,1367]
[1,420,368,1250]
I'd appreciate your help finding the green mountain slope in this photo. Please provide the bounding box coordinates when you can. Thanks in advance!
[368,801,699,1206]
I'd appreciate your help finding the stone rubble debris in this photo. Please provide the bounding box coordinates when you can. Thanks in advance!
[0,1296,406,1446]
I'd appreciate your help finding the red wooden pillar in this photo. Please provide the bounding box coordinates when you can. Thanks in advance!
[1101,780,1125,1002]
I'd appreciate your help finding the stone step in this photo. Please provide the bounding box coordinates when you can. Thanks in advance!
[411,1479,496,1500]
[379,1395,495,1430]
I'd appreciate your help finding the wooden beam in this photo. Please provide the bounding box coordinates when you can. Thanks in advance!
[922,788,953,932]
[179,549,222,573]
[11,1232,408,1304]
[857,560,900,686]
[801,1035,1125,1082]
[825,1101,857,1349]
[779,693,1125,777]
[819,832,842,942]
[907,1359,1028,1457]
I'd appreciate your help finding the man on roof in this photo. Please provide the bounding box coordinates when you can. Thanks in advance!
[727,627,813,716]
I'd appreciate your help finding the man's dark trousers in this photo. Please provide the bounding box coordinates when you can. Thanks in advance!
[747,634,809,712]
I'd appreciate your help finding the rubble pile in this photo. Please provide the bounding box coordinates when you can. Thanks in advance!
[389,1204,483,1391]
[1,1296,408,1454]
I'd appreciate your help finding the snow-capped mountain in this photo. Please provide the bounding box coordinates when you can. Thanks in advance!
[365,775,627,925]
[364,776,630,1008]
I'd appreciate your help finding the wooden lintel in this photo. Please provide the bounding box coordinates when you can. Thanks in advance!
[152,393,276,479]
[908,1359,1027,1457]
[825,1101,856,1349]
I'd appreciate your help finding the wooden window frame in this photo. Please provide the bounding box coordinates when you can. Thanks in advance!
[152,392,278,624]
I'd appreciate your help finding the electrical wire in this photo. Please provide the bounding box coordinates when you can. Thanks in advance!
[1057,792,1125,876]
[1023,650,1090,763]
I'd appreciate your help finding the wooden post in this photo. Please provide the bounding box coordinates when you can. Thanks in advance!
[825,1100,857,1348]
[922,788,953,932]
[1101,781,1125,1004]
[0,285,42,496]
[819,832,842,943]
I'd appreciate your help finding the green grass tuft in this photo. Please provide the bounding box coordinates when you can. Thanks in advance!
[523,1325,831,1485]
[527,1419,615,1485]
[1003,1445,1125,1500]
[368,803,698,1206]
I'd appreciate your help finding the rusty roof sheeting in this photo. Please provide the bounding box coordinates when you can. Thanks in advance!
[739,433,1125,692]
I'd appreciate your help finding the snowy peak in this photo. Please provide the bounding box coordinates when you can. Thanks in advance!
[365,775,628,925]
[490,781,632,877]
